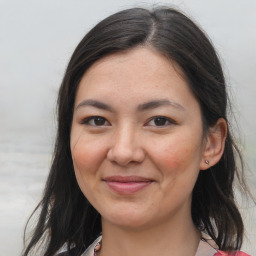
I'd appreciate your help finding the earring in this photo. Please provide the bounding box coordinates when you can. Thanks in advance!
[205,160,210,165]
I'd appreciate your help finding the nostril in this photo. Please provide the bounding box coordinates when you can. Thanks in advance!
[107,145,145,166]
[107,146,133,165]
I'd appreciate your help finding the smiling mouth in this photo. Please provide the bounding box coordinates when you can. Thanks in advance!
[103,176,154,194]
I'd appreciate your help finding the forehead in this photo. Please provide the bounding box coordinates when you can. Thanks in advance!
[81,47,184,83]
[75,47,197,109]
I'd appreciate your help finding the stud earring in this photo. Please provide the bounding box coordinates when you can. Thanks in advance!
[205,160,209,165]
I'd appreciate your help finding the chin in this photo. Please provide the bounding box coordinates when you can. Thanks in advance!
[103,208,160,231]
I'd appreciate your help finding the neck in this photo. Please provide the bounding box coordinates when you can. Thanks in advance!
[99,213,200,256]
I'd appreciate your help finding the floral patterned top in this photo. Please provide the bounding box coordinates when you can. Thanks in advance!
[80,233,250,256]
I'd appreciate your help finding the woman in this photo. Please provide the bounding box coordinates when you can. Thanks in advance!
[23,6,251,256]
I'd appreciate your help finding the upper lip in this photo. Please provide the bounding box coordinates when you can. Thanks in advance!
[103,176,153,183]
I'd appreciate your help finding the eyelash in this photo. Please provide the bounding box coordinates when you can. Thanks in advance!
[81,116,110,126]
[80,116,176,127]
[145,116,177,127]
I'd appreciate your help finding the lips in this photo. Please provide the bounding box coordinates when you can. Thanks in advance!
[103,176,153,194]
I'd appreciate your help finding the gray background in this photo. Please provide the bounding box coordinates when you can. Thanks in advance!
[0,0,255,255]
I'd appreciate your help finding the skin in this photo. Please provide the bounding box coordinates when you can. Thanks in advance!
[70,47,227,256]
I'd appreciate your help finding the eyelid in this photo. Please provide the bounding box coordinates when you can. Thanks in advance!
[79,115,176,127]
[145,116,177,127]
[80,116,111,126]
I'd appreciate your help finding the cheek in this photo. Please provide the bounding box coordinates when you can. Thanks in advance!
[71,135,104,174]
[160,150,181,170]
[155,144,187,170]
[72,143,94,170]
[153,137,202,174]
[70,135,107,202]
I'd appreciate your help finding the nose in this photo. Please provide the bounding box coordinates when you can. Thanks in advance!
[107,125,145,166]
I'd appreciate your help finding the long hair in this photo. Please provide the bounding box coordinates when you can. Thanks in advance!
[23,7,248,255]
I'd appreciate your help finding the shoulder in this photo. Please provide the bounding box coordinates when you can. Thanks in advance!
[80,236,102,256]
[57,236,102,256]
[199,233,251,256]
[56,249,76,256]
[214,251,251,256]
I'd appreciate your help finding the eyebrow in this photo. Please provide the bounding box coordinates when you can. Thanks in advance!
[75,99,185,112]
[76,99,114,112]
[137,99,185,111]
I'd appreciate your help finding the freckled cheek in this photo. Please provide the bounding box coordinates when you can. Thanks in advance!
[155,144,193,172]
[71,139,105,207]
[71,139,104,174]
[160,151,180,170]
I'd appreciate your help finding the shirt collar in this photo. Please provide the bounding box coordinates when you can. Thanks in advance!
[82,233,218,256]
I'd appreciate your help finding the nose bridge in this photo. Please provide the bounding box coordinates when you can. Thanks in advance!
[108,121,144,165]
[114,122,136,153]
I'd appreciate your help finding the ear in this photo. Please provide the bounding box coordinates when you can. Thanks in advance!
[200,118,227,170]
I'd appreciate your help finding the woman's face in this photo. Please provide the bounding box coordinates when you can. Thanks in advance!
[70,47,208,230]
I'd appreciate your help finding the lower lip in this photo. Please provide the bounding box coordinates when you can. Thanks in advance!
[105,181,152,194]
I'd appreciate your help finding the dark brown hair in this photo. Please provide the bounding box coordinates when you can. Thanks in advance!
[23,6,248,255]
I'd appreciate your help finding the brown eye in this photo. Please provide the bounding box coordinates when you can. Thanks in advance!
[81,116,110,126]
[153,117,169,126]
[93,117,107,126]
[146,116,176,127]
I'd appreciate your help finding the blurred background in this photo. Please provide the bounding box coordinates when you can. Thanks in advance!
[0,0,255,255]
